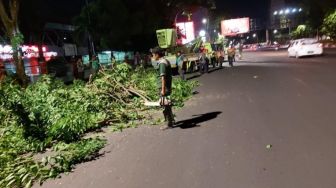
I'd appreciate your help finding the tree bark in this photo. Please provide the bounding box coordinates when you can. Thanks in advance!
[0,0,28,87]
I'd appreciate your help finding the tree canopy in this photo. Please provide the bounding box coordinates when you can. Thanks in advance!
[74,0,215,51]
[321,9,336,39]
[302,0,336,30]
[291,24,313,39]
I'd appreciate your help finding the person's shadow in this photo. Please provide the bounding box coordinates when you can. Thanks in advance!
[173,111,222,129]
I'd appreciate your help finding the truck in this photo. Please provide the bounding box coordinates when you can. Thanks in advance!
[155,29,204,72]
[155,29,228,73]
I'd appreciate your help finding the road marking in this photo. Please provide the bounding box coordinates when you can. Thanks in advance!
[294,78,308,87]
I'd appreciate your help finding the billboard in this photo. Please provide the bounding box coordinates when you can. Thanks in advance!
[221,18,250,36]
[0,45,57,61]
[176,22,195,44]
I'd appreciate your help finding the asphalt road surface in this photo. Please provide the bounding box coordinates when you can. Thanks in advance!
[37,49,336,188]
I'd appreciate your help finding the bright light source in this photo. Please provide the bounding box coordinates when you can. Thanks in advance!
[214,29,217,33]
[246,36,250,39]
[253,33,257,38]
[279,10,284,15]
[274,11,278,15]
[299,8,302,12]
[3,45,12,53]
[176,22,195,44]
[292,8,297,13]
[199,30,206,37]
[273,29,278,34]
[202,18,207,24]
[31,46,38,52]
[285,9,290,14]
[64,37,67,40]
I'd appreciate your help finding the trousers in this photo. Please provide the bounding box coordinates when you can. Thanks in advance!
[163,105,174,126]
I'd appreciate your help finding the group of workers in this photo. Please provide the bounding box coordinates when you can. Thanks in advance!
[175,44,243,80]
[153,43,244,130]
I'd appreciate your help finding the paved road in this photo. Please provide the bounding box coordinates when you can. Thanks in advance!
[38,49,336,188]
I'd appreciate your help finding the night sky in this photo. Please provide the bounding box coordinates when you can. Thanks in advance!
[42,0,270,23]
[215,0,270,19]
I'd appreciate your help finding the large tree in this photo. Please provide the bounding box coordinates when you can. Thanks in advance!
[0,0,28,86]
[74,0,216,51]
[302,0,336,30]
[321,9,336,39]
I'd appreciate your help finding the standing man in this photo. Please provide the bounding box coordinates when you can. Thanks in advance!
[111,53,116,68]
[227,45,235,67]
[90,55,100,77]
[199,50,208,74]
[76,57,85,80]
[152,47,174,130]
[176,51,186,80]
[134,52,141,67]
[238,43,243,60]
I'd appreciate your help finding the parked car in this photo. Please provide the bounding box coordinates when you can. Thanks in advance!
[288,38,323,58]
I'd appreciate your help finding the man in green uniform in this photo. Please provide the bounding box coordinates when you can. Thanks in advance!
[91,55,100,76]
[151,47,174,130]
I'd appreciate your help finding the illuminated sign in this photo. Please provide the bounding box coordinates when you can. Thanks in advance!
[221,18,250,36]
[176,22,195,44]
[0,45,57,61]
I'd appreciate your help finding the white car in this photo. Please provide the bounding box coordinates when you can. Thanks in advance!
[288,38,323,58]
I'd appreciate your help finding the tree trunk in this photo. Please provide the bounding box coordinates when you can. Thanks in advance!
[13,48,28,86]
[12,32,29,87]
[0,0,28,87]
[37,33,46,74]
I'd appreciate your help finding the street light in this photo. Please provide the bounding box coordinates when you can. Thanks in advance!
[199,30,206,37]
[285,9,290,14]
[202,18,207,24]
[273,29,278,34]
[274,8,302,15]
[253,33,257,38]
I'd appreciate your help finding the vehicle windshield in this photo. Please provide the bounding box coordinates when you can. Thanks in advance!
[302,39,318,45]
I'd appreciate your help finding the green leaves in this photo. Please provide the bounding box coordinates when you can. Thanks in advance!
[0,64,198,187]
[10,32,24,50]
[291,25,313,39]
[321,9,336,39]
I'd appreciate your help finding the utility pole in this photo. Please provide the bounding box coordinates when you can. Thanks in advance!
[266,29,269,44]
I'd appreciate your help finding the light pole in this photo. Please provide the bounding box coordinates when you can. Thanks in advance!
[202,18,209,41]
[273,7,303,37]
[253,33,259,43]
